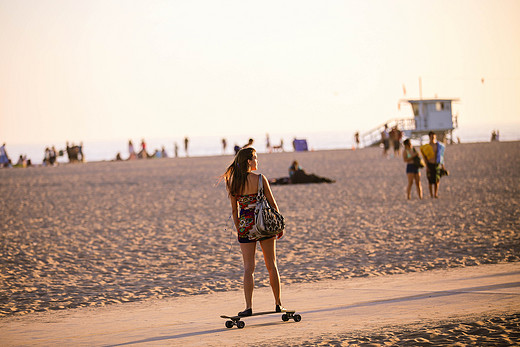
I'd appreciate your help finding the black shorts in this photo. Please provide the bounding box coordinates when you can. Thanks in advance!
[427,163,440,184]
[406,163,419,174]
[238,235,275,243]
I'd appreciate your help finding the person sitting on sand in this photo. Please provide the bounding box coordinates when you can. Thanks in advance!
[289,160,334,184]
[420,131,448,198]
[221,147,285,317]
[161,146,168,158]
[243,138,254,149]
[288,160,302,180]
[402,139,423,200]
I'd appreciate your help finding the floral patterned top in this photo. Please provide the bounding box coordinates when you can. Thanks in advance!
[236,193,257,238]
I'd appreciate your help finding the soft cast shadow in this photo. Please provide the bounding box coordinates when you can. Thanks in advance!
[107,281,520,346]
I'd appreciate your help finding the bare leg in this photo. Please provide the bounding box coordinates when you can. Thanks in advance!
[406,173,414,199]
[426,167,434,198]
[239,242,257,310]
[434,182,440,198]
[415,173,423,199]
[259,237,282,306]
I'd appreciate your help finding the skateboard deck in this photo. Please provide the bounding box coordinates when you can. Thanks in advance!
[220,310,301,329]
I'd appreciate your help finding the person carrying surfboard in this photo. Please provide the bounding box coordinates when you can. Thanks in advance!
[420,131,448,198]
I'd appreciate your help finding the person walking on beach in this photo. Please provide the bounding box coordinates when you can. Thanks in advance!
[402,139,423,199]
[390,126,402,157]
[128,140,137,160]
[420,131,446,198]
[222,138,227,154]
[266,133,271,153]
[78,142,85,162]
[139,139,149,159]
[221,147,285,316]
[184,137,189,157]
[0,143,11,168]
[381,124,390,157]
[50,146,57,166]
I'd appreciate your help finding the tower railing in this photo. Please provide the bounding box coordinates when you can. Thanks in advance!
[361,118,415,147]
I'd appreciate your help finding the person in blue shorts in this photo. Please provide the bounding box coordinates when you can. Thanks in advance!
[402,139,423,199]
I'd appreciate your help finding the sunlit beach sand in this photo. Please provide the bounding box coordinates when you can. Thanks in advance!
[0,141,519,345]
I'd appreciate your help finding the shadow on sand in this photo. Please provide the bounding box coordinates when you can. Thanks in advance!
[108,281,520,346]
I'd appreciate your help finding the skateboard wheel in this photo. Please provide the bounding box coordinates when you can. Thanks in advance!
[225,321,234,328]
[237,320,246,329]
[281,314,289,322]
[293,314,302,322]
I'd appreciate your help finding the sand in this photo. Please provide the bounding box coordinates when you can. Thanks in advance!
[0,141,519,345]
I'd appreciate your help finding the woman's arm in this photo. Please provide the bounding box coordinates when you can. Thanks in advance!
[402,149,409,163]
[403,149,416,163]
[262,175,279,212]
[262,175,283,239]
[229,195,240,231]
[420,149,430,172]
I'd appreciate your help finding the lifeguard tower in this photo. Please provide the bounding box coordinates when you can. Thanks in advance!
[405,98,459,142]
[361,98,459,146]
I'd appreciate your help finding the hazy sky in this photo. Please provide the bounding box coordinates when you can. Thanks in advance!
[1,0,519,145]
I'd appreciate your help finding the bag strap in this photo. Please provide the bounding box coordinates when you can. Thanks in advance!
[257,174,264,197]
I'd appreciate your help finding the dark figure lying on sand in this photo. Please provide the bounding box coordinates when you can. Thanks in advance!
[270,161,335,185]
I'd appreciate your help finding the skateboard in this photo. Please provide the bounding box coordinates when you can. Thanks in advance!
[220,310,302,329]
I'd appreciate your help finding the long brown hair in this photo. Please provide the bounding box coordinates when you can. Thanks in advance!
[221,147,256,196]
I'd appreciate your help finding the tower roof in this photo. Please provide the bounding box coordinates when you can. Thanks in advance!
[401,98,460,104]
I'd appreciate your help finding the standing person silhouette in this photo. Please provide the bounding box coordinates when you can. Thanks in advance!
[221,147,285,316]
[128,140,137,160]
[139,139,149,159]
[222,138,227,154]
[420,131,446,198]
[184,137,189,157]
[0,143,11,168]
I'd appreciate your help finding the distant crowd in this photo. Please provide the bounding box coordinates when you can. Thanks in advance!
[0,143,32,168]
[117,138,190,161]
[117,134,287,162]
[491,130,500,142]
[0,141,85,168]
[380,124,404,158]
[0,128,503,169]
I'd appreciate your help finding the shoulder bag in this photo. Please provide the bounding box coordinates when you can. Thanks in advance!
[412,149,425,168]
[247,174,285,240]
